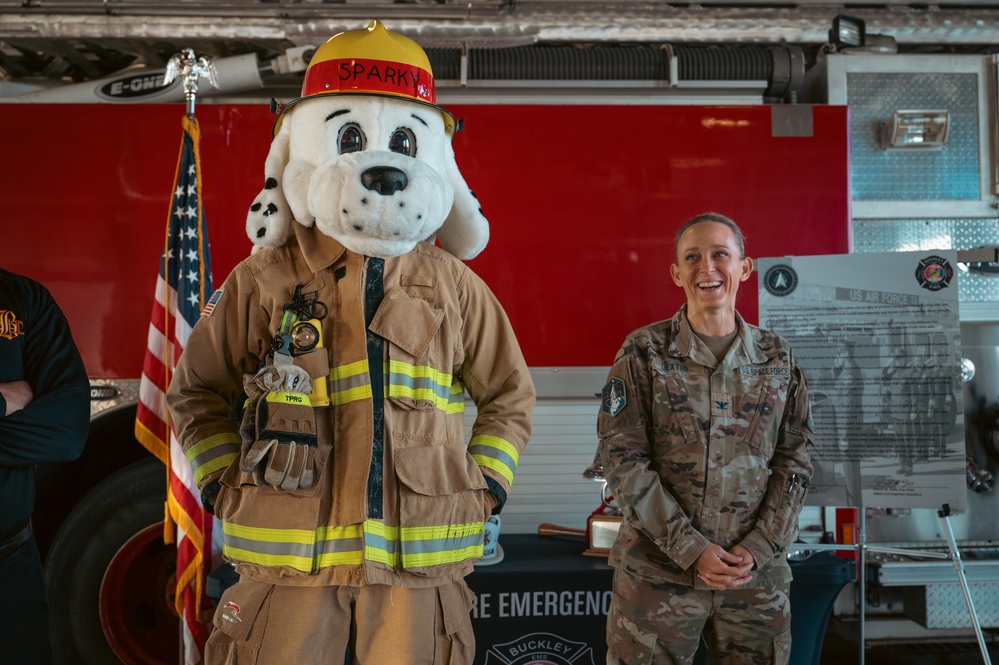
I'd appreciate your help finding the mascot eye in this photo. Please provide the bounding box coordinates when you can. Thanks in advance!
[338,124,365,154]
[388,128,416,157]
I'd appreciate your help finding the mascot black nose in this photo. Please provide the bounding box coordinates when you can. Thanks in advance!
[361,167,408,195]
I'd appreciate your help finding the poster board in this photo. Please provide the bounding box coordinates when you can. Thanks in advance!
[757,251,966,510]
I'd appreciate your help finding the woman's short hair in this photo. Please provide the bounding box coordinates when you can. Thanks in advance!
[673,212,747,263]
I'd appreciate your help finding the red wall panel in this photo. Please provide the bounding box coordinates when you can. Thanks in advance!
[0,103,849,376]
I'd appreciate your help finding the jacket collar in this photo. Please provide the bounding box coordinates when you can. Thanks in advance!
[296,224,347,273]
[669,306,769,367]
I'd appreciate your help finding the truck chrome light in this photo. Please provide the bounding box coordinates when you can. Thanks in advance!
[829,14,865,49]
[881,110,950,150]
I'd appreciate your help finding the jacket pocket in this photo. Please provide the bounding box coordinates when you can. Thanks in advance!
[662,373,702,447]
[434,582,476,665]
[210,577,274,652]
[771,628,792,664]
[395,445,489,576]
[606,597,662,664]
[743,377,788,458]
[370,287,450,411]
[762,473,808,548]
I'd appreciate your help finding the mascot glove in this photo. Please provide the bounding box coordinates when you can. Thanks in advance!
[254,364,313,394]
[240,390,319,491]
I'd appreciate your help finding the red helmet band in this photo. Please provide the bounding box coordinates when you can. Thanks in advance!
[302,57,436,104]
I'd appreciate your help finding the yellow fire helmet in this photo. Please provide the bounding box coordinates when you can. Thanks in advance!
[273,20,457,137]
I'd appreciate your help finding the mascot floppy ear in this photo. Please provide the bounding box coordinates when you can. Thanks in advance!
[435,138,489,261]
[245,120,294,250]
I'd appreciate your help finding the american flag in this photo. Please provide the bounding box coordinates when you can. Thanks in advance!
[135,114,218,665]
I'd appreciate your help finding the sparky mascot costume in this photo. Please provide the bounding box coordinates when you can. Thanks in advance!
[167,21,536,665]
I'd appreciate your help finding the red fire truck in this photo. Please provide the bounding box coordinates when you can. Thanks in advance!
[0,38,857,660]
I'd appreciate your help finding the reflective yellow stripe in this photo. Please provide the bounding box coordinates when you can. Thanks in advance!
[403,545,483,568]
[324,359,465,413]
[186,431,239,461]
[219,518,486,572]
[186,432,239,485]
[329,360,373,406]
[468,434,519,485]
[315,524,366,566]
[387,359,453,386]
[221,522,318,572]
[385,360,457,412]
[473,456,515,485]
[221,544,315,572]
[194,452,237,486]
[224,522,316,544]
[447,381,465,414]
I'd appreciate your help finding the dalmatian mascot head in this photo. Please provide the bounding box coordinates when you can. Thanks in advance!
[246,20,488,260]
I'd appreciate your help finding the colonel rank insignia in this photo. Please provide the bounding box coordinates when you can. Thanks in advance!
[602,377,627,417]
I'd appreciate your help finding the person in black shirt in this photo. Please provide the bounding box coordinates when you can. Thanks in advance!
[0,268,89,664]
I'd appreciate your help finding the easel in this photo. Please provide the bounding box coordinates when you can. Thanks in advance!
[810,501,993,665]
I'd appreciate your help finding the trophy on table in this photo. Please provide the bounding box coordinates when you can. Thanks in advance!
[538,454,623,557]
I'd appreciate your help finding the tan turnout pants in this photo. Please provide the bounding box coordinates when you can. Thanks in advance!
[206,576,475,665]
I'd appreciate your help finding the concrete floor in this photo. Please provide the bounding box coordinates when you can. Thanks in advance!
[819,623,998,664]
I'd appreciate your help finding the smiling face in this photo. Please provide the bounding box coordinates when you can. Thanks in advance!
[670,220,753,324]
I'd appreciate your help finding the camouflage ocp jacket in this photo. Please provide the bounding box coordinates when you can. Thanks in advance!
[597,306,813,589]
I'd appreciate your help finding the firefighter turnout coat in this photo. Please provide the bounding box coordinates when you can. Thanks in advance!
[167,224,535,588]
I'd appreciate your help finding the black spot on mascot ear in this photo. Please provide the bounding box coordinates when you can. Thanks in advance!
[265,177,278,190]
[264,203,279,217]
[250,202,262,212]
[256,227,267,238]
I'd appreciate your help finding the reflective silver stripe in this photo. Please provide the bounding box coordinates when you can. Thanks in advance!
[220,519,485,571]
[468,434,519,485]
[221,523,317,571]
[384,360,455,411]
[186,434,240,485]
[329,360,372,406]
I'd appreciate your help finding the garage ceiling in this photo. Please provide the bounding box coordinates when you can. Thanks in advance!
[2,0,998,97]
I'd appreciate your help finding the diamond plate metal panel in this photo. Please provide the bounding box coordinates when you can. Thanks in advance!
[853,219,999,304]
[903,582,999,628]
[848,72,981,202]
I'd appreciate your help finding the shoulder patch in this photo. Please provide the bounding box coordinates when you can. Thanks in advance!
[202,288,224,317]
[601,377,627,417]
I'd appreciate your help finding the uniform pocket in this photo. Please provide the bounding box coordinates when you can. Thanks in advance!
[606,598,661,665]
[211,577,274,649]
[434,582,476,665]
[370,287,450,411]
[662,373,702,447]
[395,445,488,575]
[743,377,789,456]
[771,628,792,664]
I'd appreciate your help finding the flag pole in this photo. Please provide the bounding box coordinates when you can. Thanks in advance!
[162,48,220,665]
[163,48,220,119]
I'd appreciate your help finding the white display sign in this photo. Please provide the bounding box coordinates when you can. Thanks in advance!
[757,251,966,510]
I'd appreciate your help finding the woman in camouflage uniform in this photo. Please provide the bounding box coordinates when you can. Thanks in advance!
[597,213,814,665]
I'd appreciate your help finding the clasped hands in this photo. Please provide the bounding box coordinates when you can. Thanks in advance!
[694,543,755,590]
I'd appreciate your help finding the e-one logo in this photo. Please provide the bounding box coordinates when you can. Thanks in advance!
[483,633,595,665]
[99,73,174,99]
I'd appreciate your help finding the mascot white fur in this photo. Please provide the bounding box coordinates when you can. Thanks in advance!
[166,21,534,664]
[245,20,488,260]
